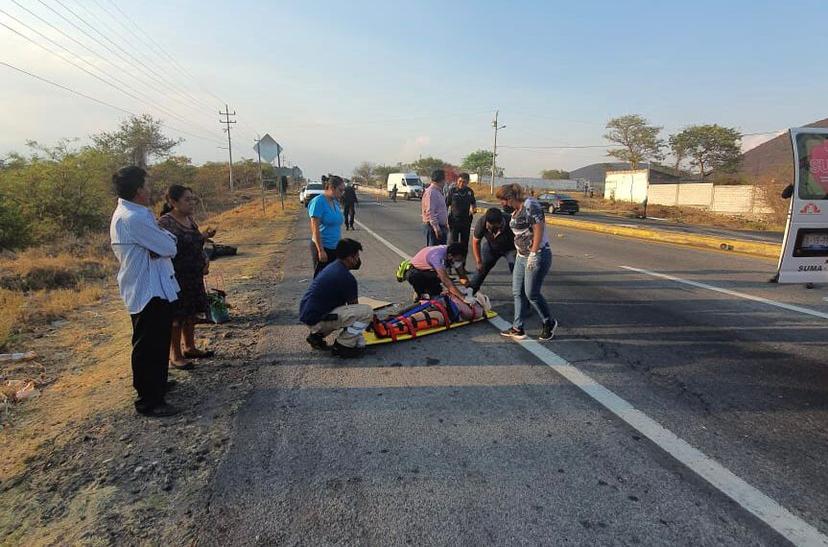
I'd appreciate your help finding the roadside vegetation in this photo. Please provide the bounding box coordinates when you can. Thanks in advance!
[0,114,282,351]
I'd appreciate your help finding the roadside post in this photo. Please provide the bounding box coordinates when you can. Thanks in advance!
[253,133,283,213]
[775,127,828,284]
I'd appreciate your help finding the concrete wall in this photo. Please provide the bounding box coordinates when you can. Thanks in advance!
[604,170,649,203]
[648,182,772,215]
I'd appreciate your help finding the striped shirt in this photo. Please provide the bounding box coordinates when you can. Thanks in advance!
[421,183,448,229]
[110,198,180,314]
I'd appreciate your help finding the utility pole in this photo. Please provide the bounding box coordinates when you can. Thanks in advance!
[219,104,236,192]
[490,110,506,194]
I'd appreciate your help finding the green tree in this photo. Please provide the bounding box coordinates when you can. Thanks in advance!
[0,141,113,243]
[604,114,664,169]
[541,169,569,179]
[352,161,374,183]
[461,150,493,178]
[0,190,29,249]
[668,132,692,176]
[410,156,447,176]
[91,114,182,168]
[672,124,742,179]
[373,163,410,186]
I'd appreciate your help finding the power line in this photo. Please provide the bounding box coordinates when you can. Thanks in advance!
[34,0,211,118]
[106,0,226,106]
[59,0,218,116]
[0,60,223,144]
[219,105,237,192]
[50,0,207,108]
[0,15,219,138]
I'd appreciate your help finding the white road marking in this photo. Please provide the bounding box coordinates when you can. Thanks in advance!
[621,266,828,321]
[356,217,828,546]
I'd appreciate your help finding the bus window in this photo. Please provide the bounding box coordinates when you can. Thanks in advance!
[797,133,828,200]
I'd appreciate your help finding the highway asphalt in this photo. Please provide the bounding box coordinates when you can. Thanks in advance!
[197,196,827,546]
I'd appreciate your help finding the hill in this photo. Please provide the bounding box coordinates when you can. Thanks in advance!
[741,117,828,181]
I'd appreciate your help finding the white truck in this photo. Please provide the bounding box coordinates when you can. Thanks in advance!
[387,172,424,200]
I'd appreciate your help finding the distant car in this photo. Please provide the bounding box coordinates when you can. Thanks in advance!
[537,192,579,215]
[301,182,324,207]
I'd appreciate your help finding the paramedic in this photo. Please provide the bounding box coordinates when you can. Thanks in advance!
[299,238,372,358]
[407,242,469,300]
[470,207,516,293]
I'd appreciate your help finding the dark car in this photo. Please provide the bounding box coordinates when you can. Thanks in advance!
[536,192,579,215]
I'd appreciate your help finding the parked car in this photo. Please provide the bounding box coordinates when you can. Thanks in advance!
[537,192,579,215]
[300,182,324,207]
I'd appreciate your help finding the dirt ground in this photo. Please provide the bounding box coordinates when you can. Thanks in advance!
[0,197,298,545]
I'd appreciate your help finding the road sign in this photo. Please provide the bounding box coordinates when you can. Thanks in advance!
[253,133,282,163]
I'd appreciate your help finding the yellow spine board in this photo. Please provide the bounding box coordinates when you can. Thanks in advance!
[363,310,498,346]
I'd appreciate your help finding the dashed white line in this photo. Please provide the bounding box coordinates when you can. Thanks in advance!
[621,266,828,321]
[356,217,828,546]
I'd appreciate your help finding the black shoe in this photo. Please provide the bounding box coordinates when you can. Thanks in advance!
[306,333,330,350]
[331,342,364,359]
[500,327,526,340]
[539,319,558,341]
[136,402,180,417]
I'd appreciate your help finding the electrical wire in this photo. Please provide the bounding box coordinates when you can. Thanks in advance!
[0,8,219,138]
[0,60,223,144]
[0,17,219,138]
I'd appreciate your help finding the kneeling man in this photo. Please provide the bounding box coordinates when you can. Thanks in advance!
[299,238,372,358]
[407,242,469,300]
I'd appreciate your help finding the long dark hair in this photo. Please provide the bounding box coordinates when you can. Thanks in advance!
[161,184,193,215]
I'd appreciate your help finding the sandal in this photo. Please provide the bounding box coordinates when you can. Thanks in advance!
[183,349,215,359]
[170,360,194,370]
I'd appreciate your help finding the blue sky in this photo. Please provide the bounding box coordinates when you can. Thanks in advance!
[2,0,826,178]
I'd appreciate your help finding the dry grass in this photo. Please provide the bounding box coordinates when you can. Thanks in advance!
[577,195,784,232]
[0,290,25,350]
[206,192,298,232]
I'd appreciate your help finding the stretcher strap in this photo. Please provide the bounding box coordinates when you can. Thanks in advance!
[431,301,451,328]
[400,316,416,338]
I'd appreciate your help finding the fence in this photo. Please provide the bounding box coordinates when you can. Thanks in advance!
[648,183,773,216]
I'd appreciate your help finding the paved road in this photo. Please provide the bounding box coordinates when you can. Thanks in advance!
[477,198,784,243]
[198,196,828,545]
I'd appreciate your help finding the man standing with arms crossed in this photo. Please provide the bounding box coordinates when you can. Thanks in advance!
[422,168,449,246]
[445,172,476,260]
[110,166,180,417]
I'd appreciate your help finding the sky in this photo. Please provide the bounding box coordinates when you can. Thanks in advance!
[1,0,826,180]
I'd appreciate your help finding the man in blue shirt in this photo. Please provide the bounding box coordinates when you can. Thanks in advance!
[299,238,372,358]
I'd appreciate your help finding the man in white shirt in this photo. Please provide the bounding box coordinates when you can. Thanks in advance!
[110,166,180,417]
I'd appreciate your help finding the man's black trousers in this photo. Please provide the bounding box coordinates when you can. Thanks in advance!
[130,297,173,411]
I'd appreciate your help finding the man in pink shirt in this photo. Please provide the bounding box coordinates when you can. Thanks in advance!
[407,243,469,300]
[421,169,449,246]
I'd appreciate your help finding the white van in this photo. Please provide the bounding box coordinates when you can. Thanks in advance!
[387,172,424,200]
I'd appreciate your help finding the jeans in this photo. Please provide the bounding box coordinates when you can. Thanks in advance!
[311,243,337,278]
[511,247,552,330]
[424,223,448,246]
[470,240,515,292]
[130,297,173,410]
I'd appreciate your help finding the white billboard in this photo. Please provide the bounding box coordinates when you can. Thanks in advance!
[777,128,828,283]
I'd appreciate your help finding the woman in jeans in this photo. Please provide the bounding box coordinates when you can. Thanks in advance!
[308,175,345,277]
[496,183,558,341]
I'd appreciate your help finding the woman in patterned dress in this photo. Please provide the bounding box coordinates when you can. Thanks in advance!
[159,185,217,369]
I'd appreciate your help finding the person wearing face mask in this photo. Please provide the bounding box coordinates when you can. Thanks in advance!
[406,242,469,301]
[299,238,372,358]
[308,174,346,277]
[469,207,516,293]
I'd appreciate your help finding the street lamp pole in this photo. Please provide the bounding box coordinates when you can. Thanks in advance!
[490,110,506,194]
